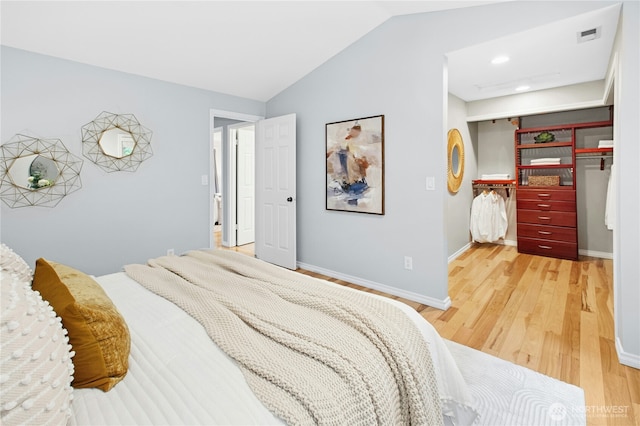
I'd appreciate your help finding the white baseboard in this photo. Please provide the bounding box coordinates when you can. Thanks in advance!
[296,261,451,311]
[448,243,471,263]
[578,249,613,259]
[616,337,640,369]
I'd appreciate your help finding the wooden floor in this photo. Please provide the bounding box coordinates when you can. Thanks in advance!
[217,236,639,425]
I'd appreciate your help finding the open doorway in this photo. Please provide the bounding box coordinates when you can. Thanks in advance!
[209,109,264,252]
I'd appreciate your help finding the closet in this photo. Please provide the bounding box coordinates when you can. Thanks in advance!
[475,106,614,260]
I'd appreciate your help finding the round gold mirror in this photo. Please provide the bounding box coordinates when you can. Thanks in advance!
[447,128,464,193]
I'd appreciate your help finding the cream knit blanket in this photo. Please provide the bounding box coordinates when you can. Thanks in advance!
[125,250,442,426]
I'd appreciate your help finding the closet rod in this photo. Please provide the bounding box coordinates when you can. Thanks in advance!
[575,154,612,170]
[575,156,613,159]
[471,179,516,198]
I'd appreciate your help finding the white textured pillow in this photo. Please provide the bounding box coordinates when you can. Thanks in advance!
[0,244,32,283]
[1,269,75,425]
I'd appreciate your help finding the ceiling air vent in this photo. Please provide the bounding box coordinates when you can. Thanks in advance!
[577,26,601,43]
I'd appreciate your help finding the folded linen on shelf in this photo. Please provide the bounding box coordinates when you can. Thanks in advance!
[480,174,511,180]
[598,139,614,148]
[530,157,561,165]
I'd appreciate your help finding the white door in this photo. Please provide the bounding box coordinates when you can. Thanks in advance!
[255,114,296,269]
[235,123,255,245]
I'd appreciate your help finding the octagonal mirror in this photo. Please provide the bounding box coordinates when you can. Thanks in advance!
[82,111,152,172]
[0,134,83,208]
[99,128,136,158]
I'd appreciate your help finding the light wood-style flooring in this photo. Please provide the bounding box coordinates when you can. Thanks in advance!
[217,236,639,425]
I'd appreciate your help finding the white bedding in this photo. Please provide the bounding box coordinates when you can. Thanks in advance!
[69,271,478,426]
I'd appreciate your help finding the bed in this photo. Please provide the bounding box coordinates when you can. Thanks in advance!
[1,244,585,426]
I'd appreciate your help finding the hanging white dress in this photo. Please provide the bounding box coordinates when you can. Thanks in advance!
[470,191,508,243]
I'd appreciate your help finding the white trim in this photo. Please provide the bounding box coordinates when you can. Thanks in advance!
[209,109,264,250]
[578,249,613,259]
[210,109,264,123]
[448,242,471,263]
[616,337,640,369]
[466,100,608,122]
[602,52,618,105]
[503,239,517,247]
[227,125,237,247]
[297,261,452,311]
[211,126,223,246]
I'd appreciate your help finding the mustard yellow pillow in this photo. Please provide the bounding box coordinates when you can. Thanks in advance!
[32,259,130,391]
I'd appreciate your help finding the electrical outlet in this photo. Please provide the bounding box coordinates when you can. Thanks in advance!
[404,256,413,270]
[167,248,175,256]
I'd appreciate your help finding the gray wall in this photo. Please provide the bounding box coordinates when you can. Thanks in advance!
[0,46,265,276]
[476,119,518,244]
[265,1,619,306]
[447,94,477,257]
[614,0,639,366]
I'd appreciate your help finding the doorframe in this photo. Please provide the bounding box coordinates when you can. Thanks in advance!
[209,109,264,249]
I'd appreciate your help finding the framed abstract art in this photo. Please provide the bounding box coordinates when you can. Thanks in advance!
[326,115,384,215]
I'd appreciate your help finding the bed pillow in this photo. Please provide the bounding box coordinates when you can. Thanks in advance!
[0,243,33,282]
[32,259,130,392]
[1,270,74,426]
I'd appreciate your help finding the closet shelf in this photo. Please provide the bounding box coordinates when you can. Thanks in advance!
[517,119,614,133]
[575,147,613,154]
[517,141,573,149]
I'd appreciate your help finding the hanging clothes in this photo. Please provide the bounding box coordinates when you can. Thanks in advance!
[470,190,508,243]
[605,163,615,230]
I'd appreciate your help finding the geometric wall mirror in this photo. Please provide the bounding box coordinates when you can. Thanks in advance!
[0,134,84,208]
[81,111,153,172]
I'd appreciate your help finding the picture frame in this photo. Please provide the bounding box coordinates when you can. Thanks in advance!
[326,115,384,215]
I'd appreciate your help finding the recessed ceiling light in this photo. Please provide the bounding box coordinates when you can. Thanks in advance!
[491,55,510,65]
[515,85,530,92]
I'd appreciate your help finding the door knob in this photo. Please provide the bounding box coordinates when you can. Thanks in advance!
[287,197,293,202]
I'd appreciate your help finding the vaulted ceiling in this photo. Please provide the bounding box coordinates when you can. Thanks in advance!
[1,1,620,102]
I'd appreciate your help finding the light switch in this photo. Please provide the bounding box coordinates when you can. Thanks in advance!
[201,175,209,185]
[426,176,435,191]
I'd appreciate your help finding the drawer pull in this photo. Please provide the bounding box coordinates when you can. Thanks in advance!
[538,245,553,250]
[538,216,551,221]
[537,193,551,199]
[538,231,552,235]
[537,204,551,208]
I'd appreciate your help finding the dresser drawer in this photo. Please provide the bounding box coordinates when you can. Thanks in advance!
[517,199,576,212]
[517,188,576,202]
[517,223,577,243]
[517,237,578,260]
[517,209,576,227]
